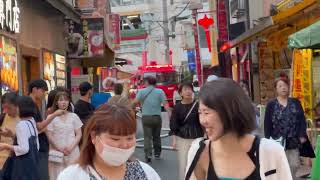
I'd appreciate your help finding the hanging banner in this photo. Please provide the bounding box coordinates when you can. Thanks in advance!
[292,49,313,119]
[109,13,121,50]
[187,49,196,73]
[0,36,18,93]
[216,0,229,41]
[66,18,104,58]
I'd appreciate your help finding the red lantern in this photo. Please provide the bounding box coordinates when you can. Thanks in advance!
[198,15,214,52]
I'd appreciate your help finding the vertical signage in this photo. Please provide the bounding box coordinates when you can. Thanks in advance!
[216,0,228,41]
[0,0,20,33]
[109,13,121,50]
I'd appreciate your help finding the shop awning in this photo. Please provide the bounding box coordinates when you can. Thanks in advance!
[225,17,275,50]
[288,20,320,49]
[46,0,81,23]
[221,0,319,52]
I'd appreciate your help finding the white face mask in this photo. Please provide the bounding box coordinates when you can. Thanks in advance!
[97,137,135,167]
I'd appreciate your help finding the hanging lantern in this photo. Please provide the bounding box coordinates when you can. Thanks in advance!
[198,14,214,52]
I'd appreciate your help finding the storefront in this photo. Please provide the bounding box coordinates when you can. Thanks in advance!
[289,20,320,120]
[221,0,320,105]
[0,0,80,97]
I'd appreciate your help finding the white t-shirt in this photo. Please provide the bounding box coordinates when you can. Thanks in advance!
[57,162,161,180]
[13,118,39,156]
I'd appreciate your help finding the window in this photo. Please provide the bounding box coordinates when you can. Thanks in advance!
[120,15,143,30]
[143,72,177,85]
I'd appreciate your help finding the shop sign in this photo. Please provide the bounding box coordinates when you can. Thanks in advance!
[109,13,120,50]
[0,0,20,33]
[292,49,303,101]
[66,18,104,58]
[55,54,66,87]
[216,0,228,41]
[43,51,56,91]
[0,36,18,92]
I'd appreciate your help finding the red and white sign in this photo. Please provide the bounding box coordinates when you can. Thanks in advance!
[109,14,121,50]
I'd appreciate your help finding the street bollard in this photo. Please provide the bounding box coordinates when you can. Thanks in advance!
[311,135,320,180]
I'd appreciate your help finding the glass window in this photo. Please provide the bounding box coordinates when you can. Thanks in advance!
[143,72,177,85]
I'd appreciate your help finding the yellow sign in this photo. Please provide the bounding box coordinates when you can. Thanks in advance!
[292,49,313,119]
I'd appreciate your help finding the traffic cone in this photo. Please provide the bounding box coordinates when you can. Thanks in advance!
[311,135,320,180]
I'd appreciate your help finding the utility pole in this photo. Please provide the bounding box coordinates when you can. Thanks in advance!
[162,0,170,64]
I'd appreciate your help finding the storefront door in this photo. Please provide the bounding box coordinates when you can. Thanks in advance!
[21,56,40,95]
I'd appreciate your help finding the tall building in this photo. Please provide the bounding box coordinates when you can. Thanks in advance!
[111,0,212,74]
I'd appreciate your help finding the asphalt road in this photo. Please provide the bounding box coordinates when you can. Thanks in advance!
[134,112,179,180]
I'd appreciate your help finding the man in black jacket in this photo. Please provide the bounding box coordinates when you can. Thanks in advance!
[74,82,95,126]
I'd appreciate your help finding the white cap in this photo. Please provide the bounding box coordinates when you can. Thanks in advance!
[207,75,219,82]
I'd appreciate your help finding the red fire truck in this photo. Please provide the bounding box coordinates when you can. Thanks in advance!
[131,62,178,107]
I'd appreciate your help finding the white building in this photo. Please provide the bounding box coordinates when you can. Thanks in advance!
[110,0,211,73]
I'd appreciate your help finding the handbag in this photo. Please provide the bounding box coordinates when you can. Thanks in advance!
[299,137,316,158]
[0,156,14,180]
[49,150,64,163]
[11,120,41,180]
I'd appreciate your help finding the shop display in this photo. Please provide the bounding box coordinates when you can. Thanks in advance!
[55,54,66,87]
[0,36,18,94]
[43,51,56,91]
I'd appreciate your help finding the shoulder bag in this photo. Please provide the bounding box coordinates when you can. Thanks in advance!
[179,101,201,139]
[140,88,154,106]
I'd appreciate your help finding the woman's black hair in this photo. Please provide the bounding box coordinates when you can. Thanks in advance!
[46,89,58,109]
[178,82,194,94]
[199,78,256,137]
[17,96,37,118]
[1,92,19,106]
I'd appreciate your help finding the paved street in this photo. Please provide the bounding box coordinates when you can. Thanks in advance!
[134,112,179,180]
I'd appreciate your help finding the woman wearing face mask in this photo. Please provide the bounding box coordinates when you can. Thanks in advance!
[185,79,292,180]
[47,92,82,180]
[169,82,204,180]
[264,76,307,180]
[58,104,161,180]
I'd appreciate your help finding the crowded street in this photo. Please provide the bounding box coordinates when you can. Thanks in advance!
[0,0,320,180]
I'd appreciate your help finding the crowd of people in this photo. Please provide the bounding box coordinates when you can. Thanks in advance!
[0,74,315,180]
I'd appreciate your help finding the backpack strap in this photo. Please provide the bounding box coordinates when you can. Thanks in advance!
[185,140,206,180]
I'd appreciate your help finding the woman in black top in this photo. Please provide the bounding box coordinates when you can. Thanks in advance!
[169,82,204,180]
[264,77,307,180]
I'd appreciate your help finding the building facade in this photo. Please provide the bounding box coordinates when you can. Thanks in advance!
[0,0,80,96]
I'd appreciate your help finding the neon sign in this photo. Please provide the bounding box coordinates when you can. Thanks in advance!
[0,0,20,33]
